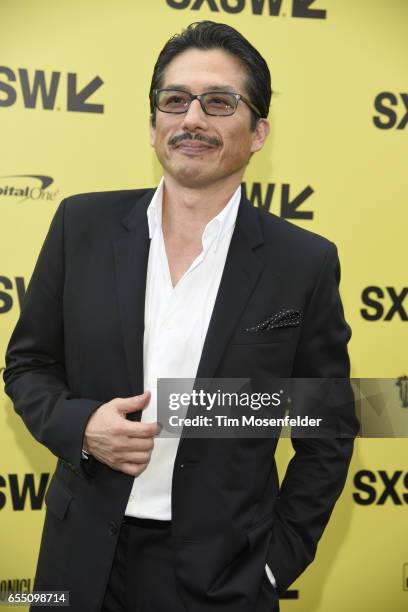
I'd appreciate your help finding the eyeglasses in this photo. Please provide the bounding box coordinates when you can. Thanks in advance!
[152,88,262,118]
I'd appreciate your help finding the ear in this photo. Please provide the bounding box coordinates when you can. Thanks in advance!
[250,118,270,153]
[149,114,156,147]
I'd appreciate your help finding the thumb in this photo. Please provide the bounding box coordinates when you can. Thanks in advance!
[118,391,151,414]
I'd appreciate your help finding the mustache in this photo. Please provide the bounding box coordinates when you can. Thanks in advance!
[168,132,222,147]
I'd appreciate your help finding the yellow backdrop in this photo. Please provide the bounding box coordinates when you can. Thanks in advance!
[1,1,407,610]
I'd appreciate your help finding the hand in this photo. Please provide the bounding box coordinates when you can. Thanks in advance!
[83,391,160,477]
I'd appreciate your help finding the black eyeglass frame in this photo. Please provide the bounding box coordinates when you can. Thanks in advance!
[152,88,262,118]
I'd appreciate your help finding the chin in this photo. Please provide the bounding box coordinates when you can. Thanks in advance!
[169,164,215,188]
[175,173,212,189]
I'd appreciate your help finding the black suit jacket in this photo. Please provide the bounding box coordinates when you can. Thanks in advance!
[3,188,357,612]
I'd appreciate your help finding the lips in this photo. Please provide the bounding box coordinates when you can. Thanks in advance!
[175,141,217,154]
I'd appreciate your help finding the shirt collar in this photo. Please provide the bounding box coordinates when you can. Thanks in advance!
[147,177,165,240]
[146,178,241,253]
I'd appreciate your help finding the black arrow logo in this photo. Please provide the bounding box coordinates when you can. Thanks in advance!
[280,184,314,219]
[67,73,104,113]
[292,0,326,19]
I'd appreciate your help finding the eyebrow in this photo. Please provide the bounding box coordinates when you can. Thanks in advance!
[163,83,238,93]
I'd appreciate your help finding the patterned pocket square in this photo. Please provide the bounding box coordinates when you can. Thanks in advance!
[245,308,302,332]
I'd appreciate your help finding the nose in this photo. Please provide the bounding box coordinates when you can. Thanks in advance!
[180,98,208,131]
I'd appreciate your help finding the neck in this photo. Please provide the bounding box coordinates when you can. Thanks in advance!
[161,173,242,241]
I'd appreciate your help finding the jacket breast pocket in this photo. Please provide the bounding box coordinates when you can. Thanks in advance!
[219,341,296,378]
[231,327,298,345]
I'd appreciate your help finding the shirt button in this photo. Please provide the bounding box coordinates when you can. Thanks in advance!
[108,521,119,535]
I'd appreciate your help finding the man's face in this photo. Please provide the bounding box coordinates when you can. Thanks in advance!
[150,48,269,189]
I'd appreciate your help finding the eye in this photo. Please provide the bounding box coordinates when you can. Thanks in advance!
[208,96,231,107]
[167,95,186,104]
[205,93,236,112]
[159,91,190,109]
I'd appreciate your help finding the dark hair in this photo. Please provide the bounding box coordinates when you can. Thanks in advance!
[149,21,272,131]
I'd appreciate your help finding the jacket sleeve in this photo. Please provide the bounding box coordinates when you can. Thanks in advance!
[266,242,359,593]
[2,199,103,472]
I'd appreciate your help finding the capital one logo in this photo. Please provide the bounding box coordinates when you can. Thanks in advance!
[373,92,408,130]
[0,67,104,113]
[166,0,326,18]
[0,174,59,204]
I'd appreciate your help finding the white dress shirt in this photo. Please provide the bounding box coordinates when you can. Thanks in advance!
[123,178,277,589]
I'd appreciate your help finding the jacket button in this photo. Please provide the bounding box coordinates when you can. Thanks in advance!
[108,521,118,535]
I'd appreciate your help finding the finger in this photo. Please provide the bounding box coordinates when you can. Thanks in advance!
[114,437,154,453]
[119,462,149,478]
[126,421,161,438]
[116,391,151,414]
[120,451,152,464]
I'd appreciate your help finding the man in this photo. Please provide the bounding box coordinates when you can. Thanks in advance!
[3,21,357,612]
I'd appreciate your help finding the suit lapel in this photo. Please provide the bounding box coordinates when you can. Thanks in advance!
[113,190,265,429]
[177,195,265,455]
[113,190,153,416]
[195,195,265,380]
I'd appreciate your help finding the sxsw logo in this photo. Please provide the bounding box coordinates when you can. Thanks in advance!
[360,286,408,321]
[0,276,26,314]
[166,0,326,19]
[0,473,50,511]
[243,182,314,219]
[373,92,408,130]
[0,66,104,113]
[353,470,408,505]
